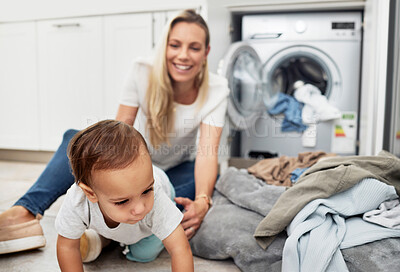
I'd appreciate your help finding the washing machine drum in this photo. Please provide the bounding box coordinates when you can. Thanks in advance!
[219,42,341,130]
[271,57,328,96]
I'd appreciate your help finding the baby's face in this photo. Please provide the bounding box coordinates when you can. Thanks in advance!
[90,153,155,228]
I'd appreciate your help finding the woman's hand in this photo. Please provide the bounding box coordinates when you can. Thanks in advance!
[174,197,210,239]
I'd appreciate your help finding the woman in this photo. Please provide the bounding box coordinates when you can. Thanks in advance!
[0,9,229,254]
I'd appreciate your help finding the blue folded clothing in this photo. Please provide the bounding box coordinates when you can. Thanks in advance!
[268,93,307,132]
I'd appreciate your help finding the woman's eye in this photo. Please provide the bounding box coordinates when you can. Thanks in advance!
[191,47,201,51]
[114,199,128,206]
[143,187,154,195]
[169,44,179,48]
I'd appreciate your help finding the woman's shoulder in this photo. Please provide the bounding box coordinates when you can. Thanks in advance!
[208,72,228,86]
[208,72,230,97]
[123,57,154,85]
[130,56,154,70]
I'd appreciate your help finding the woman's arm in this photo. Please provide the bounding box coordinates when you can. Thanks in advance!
[176,122,223,238]
[115,104,138,126]
[195,122,222,200]
[57,235,83,272]
[163,225,194,272]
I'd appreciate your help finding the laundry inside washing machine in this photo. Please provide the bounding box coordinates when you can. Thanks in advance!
[221,11,362,158]
[271,57,328,96]
[265,54,341,130]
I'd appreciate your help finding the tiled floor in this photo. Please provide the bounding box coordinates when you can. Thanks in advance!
[0,160,240,271]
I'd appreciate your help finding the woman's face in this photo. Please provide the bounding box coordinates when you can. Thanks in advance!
[166,22,210,85]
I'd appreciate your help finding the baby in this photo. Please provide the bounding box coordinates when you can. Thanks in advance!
[55,120,193,272]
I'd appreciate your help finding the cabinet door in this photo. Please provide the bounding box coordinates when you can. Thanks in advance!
[37,17,103,151]
[0,22,40,150]
[153,11,168,49]
[104,13,153,118]
[153,10,180,50]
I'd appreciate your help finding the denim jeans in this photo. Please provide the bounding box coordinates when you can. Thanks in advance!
[14,129,79,216]
[14,129,196,216]
[165,160,195,211]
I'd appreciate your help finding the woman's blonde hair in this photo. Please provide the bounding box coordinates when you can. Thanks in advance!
[146,9,210,147]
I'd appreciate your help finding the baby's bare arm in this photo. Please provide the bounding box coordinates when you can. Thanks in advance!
[163,225,194,272]
[57,234,84,272]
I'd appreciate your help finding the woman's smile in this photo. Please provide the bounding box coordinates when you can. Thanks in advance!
[166,22,209,85]
[174,63,193,71]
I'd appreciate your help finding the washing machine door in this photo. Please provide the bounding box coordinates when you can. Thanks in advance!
[218,41,265,130]
[262,45,342,100]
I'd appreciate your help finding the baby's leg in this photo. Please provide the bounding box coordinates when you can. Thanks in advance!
[124,234,164,262]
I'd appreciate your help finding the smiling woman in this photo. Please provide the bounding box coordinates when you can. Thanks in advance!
[167,22,210,89]
[145,9,212,149]
[0,9,230,264]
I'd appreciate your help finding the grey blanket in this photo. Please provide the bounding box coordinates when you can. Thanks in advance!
[190,167,400,272]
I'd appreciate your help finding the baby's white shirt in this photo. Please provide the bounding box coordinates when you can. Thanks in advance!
[55,165,183,244]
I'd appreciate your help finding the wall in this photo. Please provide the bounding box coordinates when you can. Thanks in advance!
[359,0,390,155]
[0,0,206,22]
[384,0,400,156]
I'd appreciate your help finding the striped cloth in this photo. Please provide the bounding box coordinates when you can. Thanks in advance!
[282,178,400,272]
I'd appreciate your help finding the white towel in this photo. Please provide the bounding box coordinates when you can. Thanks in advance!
[293,81,341,123]
[363,199,400,229]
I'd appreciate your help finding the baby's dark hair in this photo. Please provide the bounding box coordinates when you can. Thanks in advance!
[67,120,149,186]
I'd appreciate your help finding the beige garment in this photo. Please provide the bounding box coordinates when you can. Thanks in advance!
[247,151,335,187]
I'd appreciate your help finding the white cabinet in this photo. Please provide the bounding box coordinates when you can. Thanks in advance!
[103,11,179,118]
[37,17,103,150]
[0,22,40,150]
[0,10,173,151]
[104,13,153,118]
[152,10,181,49]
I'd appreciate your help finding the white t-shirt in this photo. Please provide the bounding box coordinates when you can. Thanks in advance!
[55,165,183,244]
[119,57,230,170]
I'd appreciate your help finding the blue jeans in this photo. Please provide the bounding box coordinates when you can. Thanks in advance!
[15,129,78,215]
[165,161,195,210]
[14,129,196,216]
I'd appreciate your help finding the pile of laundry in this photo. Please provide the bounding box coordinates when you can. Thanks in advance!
[247,151,335,187]
[268,80,341,132]
[190,151,400,272]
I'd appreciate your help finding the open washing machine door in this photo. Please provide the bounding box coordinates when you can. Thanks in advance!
[262,45,342,102]
[218,41,268,130]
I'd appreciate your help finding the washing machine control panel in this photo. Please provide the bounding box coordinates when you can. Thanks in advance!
[331,21,357,37]
[242,12,361,41]
[332,22,355,29]
[294,20,307,33]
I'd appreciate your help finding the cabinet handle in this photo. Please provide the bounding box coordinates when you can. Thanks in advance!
[52,23,81,28]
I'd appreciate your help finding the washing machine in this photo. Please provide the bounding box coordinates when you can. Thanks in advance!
[219,11,362,158]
